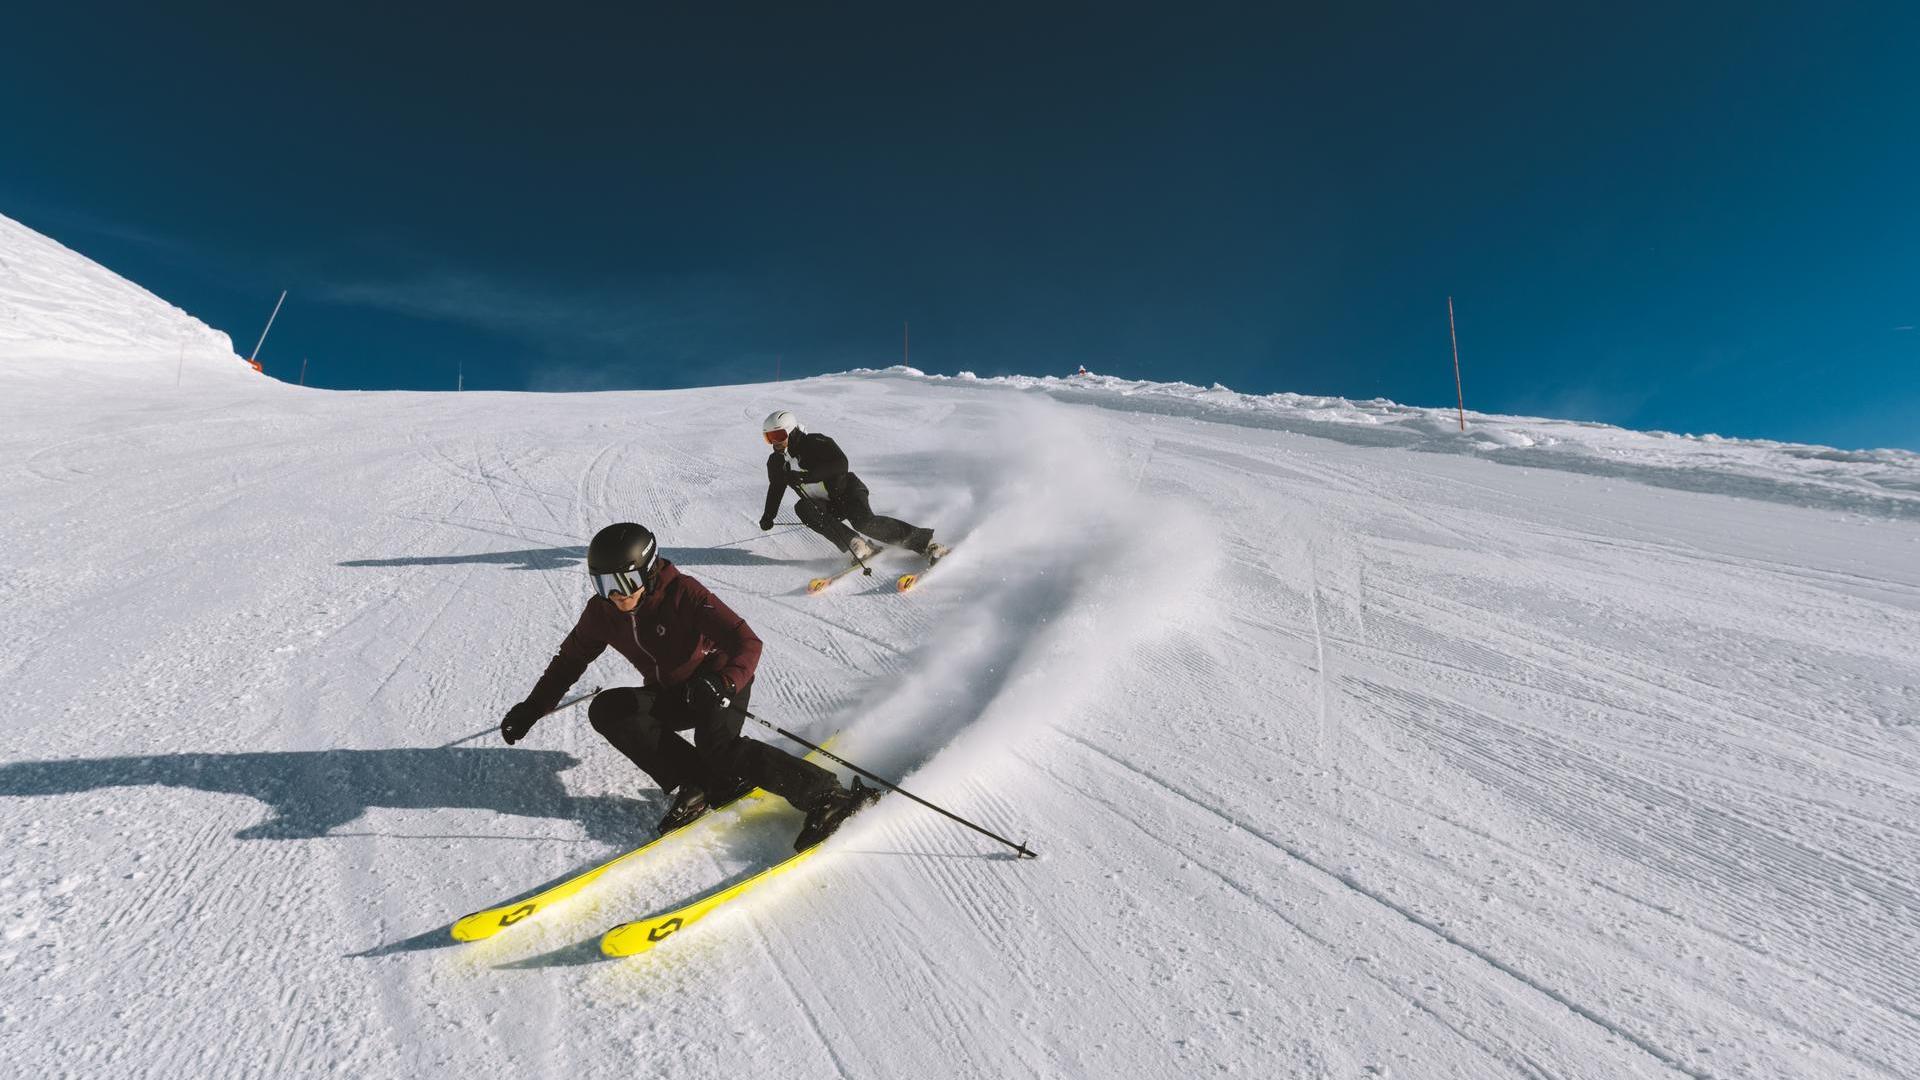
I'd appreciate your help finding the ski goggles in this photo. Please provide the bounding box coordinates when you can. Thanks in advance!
[763,428,789,445]
[591,569,645,598]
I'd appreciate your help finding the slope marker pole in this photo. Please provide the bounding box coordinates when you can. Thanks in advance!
[1448,295,1466,432]
[249,289,287,373]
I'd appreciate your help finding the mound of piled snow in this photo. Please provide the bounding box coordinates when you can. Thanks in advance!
[0,211,251,392]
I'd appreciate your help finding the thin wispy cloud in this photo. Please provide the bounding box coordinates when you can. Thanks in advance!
[315,270,745,351]
[2,197,189,254]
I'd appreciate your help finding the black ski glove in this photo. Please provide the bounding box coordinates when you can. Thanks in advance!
[500,701,543,745]
[685,672,734,716]
[759,514,775,531]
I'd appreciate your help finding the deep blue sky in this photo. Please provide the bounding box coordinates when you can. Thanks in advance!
[4,3,1916,449]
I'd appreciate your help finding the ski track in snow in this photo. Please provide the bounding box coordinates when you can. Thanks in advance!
[6,217,1920,1077]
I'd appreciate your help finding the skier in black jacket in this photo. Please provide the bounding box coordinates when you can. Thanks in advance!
[757,410,950,565]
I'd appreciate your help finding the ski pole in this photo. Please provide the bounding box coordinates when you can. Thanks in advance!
[742,709,1037,859]
[547,684,605,716]
[440,685,603,747]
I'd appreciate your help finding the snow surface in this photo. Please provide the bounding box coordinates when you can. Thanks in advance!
[4,213,1920,1078]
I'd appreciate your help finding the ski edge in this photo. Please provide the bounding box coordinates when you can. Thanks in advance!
[599,844,824,957]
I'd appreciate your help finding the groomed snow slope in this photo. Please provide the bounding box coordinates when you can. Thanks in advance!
[4,224,1920,1079]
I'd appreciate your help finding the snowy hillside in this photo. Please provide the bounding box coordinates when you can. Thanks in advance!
[0,211,250,390]
[4,217,1920,1079]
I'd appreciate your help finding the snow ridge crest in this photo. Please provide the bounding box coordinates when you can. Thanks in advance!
[0,211,245,383]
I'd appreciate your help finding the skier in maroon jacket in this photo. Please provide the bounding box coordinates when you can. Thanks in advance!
[500,522,878,847]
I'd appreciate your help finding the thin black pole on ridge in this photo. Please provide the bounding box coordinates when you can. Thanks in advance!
[1449,295,1466,432]
[742,708,1038,859]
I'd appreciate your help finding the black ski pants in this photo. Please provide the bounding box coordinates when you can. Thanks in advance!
[795,475,933,555]
[588,684,836,812]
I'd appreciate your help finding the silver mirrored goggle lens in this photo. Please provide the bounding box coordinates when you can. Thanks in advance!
[592,570,642,598]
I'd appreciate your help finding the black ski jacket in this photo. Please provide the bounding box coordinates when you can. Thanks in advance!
[763,430,858,519]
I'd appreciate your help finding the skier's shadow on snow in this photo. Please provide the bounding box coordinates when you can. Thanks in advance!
[336,544,806,571]
[339,546,587,571]
[664,545,812,568]
[0,746,648,843]
[0,746,667,955]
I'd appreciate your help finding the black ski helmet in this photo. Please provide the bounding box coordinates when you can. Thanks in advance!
[586,522,659,597]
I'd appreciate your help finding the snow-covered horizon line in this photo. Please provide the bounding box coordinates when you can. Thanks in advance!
[7,206,1908,461]
[853,364,1919,461]
[836,365,1920,522]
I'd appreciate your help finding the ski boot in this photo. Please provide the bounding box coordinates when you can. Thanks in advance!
[656,784,711,834]
[794,777,883,851]
[709,775,756,809]
[925,541,951,565]
[847,536,881,563]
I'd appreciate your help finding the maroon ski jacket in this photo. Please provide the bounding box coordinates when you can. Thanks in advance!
[524,560,762,713]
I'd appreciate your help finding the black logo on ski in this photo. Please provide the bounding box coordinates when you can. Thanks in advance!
[648,918,683,942]
[500,904,537,927]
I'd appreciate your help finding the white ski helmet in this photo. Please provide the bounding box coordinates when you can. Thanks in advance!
[762,409,800,446]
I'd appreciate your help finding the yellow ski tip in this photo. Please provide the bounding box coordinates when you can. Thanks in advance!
[896,574,918,592]
[600,914,684,957]
[450,914,495,942]
[807,577,831,594]
[451,900,540,941]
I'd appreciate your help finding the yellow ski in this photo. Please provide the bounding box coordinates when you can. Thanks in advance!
[601,780,887,958]
[451,736,841,942]
[449,791,765,942]
[896,545,951,592]
[805,559,868,594]
[600,844,823,957]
